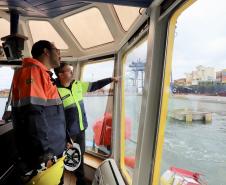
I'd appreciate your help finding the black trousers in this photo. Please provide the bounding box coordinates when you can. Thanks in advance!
[71,131,86,185]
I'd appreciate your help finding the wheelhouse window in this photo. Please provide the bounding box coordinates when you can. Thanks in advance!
[121,38,147,182]
[159,1,226,185]
[81,60,114,156]
[113,5,141,31]
[0,67,14,119]
[28,20,68,49]
[64,8,114,49]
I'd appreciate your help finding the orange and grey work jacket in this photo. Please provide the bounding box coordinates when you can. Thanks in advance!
[12,58,66,171]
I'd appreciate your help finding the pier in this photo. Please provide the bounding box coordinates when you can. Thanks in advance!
[171,109,212,123]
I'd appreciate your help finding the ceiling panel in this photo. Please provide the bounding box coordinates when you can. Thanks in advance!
[0,0,152,18]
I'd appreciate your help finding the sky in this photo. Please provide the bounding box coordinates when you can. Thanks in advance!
[127,0,226,80]
[1,0,226,89]
[172,0,226,79]
[82,60,114,81]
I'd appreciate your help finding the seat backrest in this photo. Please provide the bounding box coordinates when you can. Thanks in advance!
[92,159,125,185]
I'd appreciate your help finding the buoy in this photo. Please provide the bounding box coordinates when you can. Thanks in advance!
[93,112,131,147]
[160,166,203,185]
[124,156,135,169]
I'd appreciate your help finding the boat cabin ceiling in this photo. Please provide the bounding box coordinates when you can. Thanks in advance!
[0,0,158,62]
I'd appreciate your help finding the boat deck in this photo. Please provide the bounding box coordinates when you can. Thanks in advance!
[64,153,102,185]
[64,170,76,185]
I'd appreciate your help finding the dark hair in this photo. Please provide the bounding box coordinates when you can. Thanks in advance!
[31,40,52,59]
[54,62,70,77]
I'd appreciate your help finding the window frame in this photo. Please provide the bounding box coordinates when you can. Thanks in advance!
[120,35,148,184]
[151,1,197,185]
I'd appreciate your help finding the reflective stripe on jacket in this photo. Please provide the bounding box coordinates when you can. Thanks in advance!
[12,58,66,170]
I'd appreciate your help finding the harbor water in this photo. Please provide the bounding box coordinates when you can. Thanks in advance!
[1,95,225,185]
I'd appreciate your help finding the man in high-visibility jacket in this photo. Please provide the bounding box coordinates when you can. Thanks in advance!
[54,63,117,185]
[12,40,66,185]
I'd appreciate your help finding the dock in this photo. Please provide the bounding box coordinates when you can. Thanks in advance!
[170,109,212,123]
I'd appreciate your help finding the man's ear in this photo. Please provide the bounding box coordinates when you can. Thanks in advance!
[43,48,50,56]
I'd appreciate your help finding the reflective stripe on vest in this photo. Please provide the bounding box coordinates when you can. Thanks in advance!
[58,81,89,131]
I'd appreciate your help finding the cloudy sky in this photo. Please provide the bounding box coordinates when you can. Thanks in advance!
[172,0,226,79]
[0,0,225,89]
[82,60,114,81]
[116,0,226,81]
